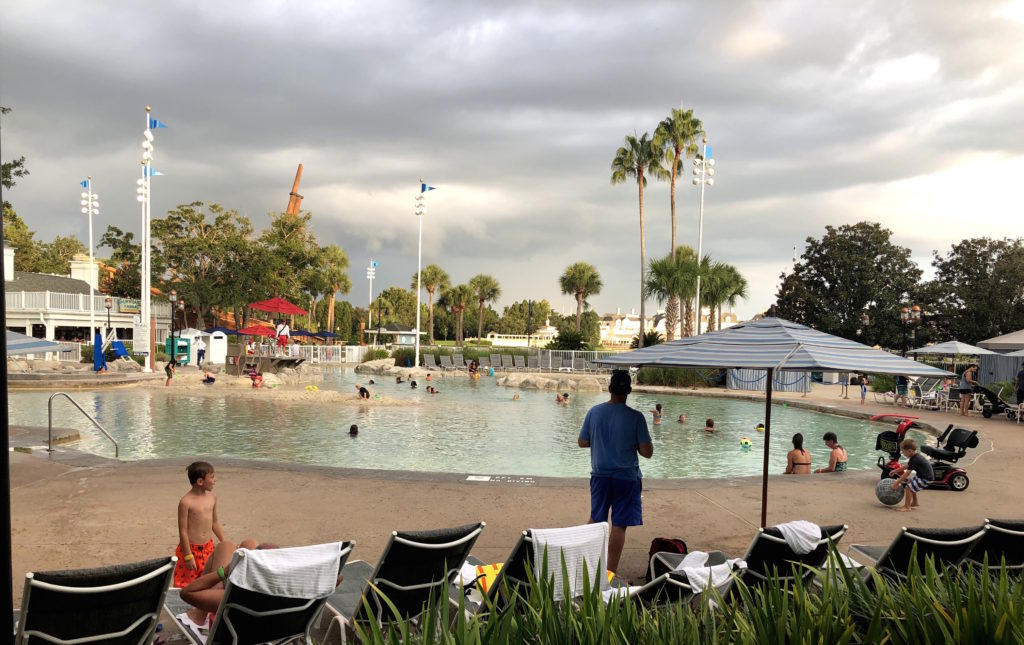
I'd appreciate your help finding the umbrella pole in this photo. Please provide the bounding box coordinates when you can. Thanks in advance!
[760,367,773,528]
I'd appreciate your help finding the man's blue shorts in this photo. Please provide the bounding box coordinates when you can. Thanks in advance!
[590,476,643,527]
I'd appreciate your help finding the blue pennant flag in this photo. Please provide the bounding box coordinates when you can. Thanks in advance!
[80,179,89,188]
[421,183,435,193]
[149,118,168,129]
[705,145,712,159]
[144,168,165,177]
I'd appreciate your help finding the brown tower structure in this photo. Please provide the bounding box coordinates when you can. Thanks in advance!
[285,163,304,215]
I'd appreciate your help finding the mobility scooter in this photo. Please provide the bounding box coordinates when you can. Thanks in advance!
[875,417,978,492]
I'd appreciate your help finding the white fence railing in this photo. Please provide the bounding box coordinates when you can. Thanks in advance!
[6,291,171,317]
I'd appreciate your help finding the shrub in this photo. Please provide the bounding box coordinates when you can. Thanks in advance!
[872,374,895,393]
[391,348,416,367]
[547,329,586,350]
[362,349,390,362]
[630,330,664,348]
[635,367,716,388]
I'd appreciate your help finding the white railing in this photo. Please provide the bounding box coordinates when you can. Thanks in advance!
[293,344,367,364]
[5,291,171,317]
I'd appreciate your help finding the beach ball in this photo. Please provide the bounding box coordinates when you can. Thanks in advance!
[875,478,905,506]
[740,438,752,451]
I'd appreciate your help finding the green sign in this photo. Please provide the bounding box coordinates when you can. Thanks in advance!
[118,298,141,314]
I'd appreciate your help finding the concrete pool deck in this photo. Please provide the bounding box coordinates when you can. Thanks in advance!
[8,382,1022,612]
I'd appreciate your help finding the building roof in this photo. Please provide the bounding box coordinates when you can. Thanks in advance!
[6,271,92,295]
[365,323,424,334]
[978,329,1024,351]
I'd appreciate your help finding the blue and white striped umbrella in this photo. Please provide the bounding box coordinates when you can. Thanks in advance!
[601,317,953,377]
[5,331,63,356]
[600,318,952,528]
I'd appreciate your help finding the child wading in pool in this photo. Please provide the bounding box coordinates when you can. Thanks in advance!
[704,418,715,433]
[651,403,663,425]
[175,461,226,588]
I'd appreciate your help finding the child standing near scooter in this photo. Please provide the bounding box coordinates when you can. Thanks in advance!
[890,439,934,512]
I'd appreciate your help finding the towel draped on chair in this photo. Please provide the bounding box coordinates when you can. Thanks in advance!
[228,542,344,599]
[672,551,746,592]
[531,522,609,601]
[775,521,822,555]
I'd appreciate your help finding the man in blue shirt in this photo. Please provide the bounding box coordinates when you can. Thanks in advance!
[578,370,653,574]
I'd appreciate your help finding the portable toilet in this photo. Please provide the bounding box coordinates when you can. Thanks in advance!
[207,331,228,365]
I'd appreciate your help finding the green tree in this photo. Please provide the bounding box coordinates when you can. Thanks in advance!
[497,299,552,335]
[440,284,473,346]
[333,300,354,340]
[259,211,320,302]
[611,132,666,348]
[923,238,1024,344]
[654,106,703,339]
[770,222,921,348]
[468,273,501,342]
[35,235,87,275]
[374,286,420,328]
[701,262,748,331]
[98,226,141,298]
[559,262,602,332]
[645,249,699,338]
[1,106,29,209]
[3,206,39,271]
[318,244,352,333]
[412,264,450,346]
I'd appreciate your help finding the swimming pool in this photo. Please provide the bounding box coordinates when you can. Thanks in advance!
[7,368,926,479]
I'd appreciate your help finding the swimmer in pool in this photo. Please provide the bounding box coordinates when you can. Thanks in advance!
[651,403,662,425]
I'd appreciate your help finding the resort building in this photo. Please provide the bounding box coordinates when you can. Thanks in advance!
[3,244,171,349]
[599,307,742,345]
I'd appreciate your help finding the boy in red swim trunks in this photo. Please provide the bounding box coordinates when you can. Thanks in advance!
[174,461,226,587]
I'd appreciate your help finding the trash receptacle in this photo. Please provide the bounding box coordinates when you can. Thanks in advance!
[166,337,191,365]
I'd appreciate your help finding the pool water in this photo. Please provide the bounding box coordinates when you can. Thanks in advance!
[7,368,926,479]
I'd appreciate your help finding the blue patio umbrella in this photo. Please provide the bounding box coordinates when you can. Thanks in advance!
[203,326,239,335]
[92,331,107,373]
[314,331,340,338]
[290,330,316,337]
[601,317,954,527]
[4,331,62,356]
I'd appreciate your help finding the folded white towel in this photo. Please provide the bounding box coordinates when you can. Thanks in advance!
[673,550,746,593]
[775,521,822,555]
[228,542,344,599]
[531,522,609,601]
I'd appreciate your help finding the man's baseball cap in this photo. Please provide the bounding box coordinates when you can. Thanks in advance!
[609,370,632,395]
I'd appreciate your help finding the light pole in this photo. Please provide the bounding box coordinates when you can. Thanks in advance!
[80,178,99,336]
[900,305,922,357]
[169,290,177,363]
[366,259,376,336]
[691,137,715,335]
[526,300,534,349]
[414,180,434,369]
[104,297,112,333]
[135,106,167,372]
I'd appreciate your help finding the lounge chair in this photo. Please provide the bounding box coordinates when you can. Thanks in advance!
[651,523,847,590]
[527,356,539,370]
[111,340,134,363]
[500,355,514,371]
[550,357,562,371]
[166,542,352,645]
[439,355,455,372]
[513,355,526,371]
[963,519,1024,573]
[489,354,502,371]
[453,354,466,370]
[16,556,175,645]
[847,525,985,581]
[572,358,586,372]
[539,354,552,371]
[477,356,490,369]
[323,522,484,643]
[557,357,573,372]
[423,354,439,371]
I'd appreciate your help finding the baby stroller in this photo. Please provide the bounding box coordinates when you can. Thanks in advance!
[876,421,977,492]
[974,384,1017,420]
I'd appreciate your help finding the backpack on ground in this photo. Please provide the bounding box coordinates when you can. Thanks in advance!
[645,537,688,582]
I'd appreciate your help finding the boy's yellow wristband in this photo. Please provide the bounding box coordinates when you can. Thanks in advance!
[184,554,195,561]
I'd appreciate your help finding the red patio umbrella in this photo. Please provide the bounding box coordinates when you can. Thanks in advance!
[237,325,277,336]
[249,297,307,316]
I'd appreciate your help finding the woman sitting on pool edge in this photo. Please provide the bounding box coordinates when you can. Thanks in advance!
[815,432,848,473]
[784,433,812,474]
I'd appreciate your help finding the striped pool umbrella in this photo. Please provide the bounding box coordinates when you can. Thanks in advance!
[907,340,996,356]
[601,317,954,527]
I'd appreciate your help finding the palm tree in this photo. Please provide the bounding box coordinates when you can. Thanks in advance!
[654,107,703,340]
[701,260,747,331]
[559,262,602,332]
[320,244,351,334]
[411,263,449,346]
[468,274,501,343]
[611,132,667,348]
[644,251,698,336]
[441,284,472,346]
[721,264,749,329]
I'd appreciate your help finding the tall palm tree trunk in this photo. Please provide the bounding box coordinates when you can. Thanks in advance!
[327,293,336,332]
[427,289,435,346]
[682,300,693,337]
[665,151,679,341]
[477,303,484,342]
[575,293,584,332]
[637,176,646,348]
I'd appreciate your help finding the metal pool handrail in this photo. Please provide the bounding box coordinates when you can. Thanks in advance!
[48,392,119,457]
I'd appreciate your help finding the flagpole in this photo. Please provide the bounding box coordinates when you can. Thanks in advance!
[86,178,96,337]
[144,106,153,371]
[414,181,425,369]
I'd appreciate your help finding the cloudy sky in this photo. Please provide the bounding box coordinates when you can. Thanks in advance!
[2,1,1023,320]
